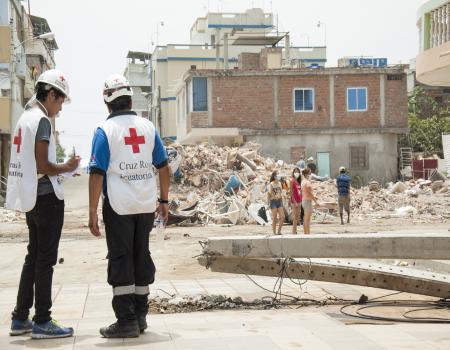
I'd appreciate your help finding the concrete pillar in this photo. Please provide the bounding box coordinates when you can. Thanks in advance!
[1,134,9,188]
[430,11,435,48]
[215,29,220,69]
[379,74,385,127]
[447,4,450,42]
[443,6,446,43]
[273,76,279,128]
[202,233,450,259]
[223,33,229,70]
[329,75,335,127]
[207,77,213,127]
[284,34,290,64]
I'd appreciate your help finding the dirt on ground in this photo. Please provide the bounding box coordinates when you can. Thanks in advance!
[0,175,449,281]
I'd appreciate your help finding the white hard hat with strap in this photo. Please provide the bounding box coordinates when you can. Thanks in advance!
[36,69,71,103]
[103,74,133,103]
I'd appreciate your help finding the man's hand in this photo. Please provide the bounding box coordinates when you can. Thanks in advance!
[65,155,81,173]
[89,210,101,237]
[156,203,169,227]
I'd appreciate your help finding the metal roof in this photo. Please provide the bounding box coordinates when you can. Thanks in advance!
[232,35,285,46]
[127,51,152,61]
[30,15,58,50]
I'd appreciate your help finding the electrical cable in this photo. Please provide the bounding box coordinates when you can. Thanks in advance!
[340,299,450,324]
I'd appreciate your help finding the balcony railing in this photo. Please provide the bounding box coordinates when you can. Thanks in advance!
[429,2,450,48]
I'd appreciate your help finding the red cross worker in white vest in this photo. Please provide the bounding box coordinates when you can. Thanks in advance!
[6,69,80,339]
[88,74,170,338]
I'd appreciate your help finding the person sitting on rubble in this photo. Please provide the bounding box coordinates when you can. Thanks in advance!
[267,170,285,235]
[307,157,317,174]
[336,166,351,225]
[290,167,304,234]
[301,168,318,235]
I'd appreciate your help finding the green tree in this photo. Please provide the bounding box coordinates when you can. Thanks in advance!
[404,86,450,157]
[56,144,66,163]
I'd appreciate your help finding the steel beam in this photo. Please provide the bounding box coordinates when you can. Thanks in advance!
[198,256,450,298]
[202,233,450,259]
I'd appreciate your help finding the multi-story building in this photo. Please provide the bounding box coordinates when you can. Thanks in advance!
[124,51,151,119]
[416,0,450,86]
[176,49,408,183]
[0,0,57,191]
[150,8,327,139]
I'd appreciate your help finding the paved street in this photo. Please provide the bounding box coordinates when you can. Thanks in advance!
[0,238,450,349]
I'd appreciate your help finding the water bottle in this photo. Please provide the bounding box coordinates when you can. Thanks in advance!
[154,212,165,251]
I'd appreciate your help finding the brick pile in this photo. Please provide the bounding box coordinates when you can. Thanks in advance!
[167,142,450,225]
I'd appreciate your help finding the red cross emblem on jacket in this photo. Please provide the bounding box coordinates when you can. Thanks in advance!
[124,128,145,153]
[13,128,22,153]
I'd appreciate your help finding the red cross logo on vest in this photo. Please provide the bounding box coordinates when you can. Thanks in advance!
[124,128,145,153]
[13,128,22,153]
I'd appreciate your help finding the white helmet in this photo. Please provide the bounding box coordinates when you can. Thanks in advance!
[36,69,71,103]
[103,74,133,103]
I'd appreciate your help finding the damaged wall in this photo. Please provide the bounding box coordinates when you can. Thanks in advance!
[245,132,399,183]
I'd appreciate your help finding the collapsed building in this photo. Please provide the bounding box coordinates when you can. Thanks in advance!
[166,142,450,227]
[175,50,409,184]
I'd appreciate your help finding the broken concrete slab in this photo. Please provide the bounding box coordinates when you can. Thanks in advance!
[201,233,450,259]
[198,256,450,298]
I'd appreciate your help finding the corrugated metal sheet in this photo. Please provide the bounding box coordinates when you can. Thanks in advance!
[443,133,450,173]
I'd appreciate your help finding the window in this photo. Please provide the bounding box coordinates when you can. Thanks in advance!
[347,87,367,112]
[387,74,403,81]
[350,145,368,169]
[192,77,207,112]
[293,88,314,112]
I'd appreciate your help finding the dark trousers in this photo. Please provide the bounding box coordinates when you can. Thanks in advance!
[103,198,156,324]
[12,192,64,324]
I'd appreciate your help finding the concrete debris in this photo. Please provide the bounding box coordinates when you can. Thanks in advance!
[389,182,408,194]
[395,206,418,216]
[431,180,444,193]
[164,142,450,226]
[148,293,330,314]
[0,208,24,223]
[429,169,447,182]
[148,294,273,314]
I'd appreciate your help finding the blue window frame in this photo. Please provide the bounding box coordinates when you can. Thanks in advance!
[294,88,314,112]
[192,77,207,112]
[347,87,367,112]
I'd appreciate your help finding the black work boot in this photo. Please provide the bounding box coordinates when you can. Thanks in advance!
[138,315,148,333]
[99,321,139,338]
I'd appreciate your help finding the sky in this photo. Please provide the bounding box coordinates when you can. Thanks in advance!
[27,0,426,159]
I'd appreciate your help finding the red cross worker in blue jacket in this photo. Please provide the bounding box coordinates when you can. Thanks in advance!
[88,74,170,338]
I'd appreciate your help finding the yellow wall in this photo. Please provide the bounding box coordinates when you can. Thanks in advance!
[0,26,11,63]
[0,97,11,133]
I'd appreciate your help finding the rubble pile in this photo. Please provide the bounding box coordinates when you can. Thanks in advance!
[0,208,24,223]
[148,294,336,314]
[149,294,264,314]
[166,142,450,226]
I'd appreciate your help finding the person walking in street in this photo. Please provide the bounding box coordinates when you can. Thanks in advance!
[88,74,170,338]
[336,166,352,225]
[301,168,318,235]
[290,167,303,234]
[267,170,285,235]
[6,70,79,339]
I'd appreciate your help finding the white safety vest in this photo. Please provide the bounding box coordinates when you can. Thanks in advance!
[101,114,157,215]
[5,106,64,212]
